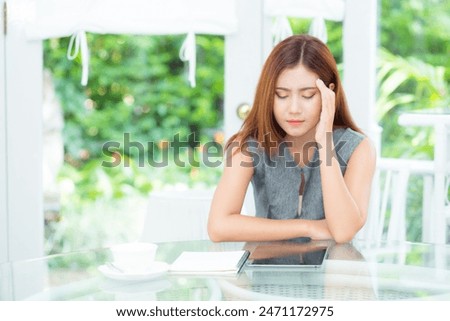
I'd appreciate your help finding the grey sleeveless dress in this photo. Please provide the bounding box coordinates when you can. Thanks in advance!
[247,128,365,220]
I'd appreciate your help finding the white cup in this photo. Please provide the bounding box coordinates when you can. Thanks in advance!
[110,242,158,273]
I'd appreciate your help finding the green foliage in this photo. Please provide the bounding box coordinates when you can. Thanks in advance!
[380,0,450,81]
[45,34,225,203]
[46,34,224,164]
[377,48,447,120]
[377,48,448,158]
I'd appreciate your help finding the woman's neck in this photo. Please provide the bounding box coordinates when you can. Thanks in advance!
[283,130,318,167]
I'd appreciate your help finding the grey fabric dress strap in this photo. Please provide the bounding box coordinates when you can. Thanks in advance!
[247,127,365,220]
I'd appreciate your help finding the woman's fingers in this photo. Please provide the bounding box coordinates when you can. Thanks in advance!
[316,79,335,99]
[316,79,335,111]
[315,79,336,143]
[315,78,327,90]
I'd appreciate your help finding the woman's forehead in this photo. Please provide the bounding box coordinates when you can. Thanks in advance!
[276,64,318,88]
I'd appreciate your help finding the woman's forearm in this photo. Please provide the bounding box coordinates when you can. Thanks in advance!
[318,139,365,242]
[208,213,324,242]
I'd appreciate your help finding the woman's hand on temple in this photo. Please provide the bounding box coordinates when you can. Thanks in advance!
[315,79,336,144]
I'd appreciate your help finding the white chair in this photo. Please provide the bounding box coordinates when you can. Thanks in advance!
[398,110,450,244]
[139,184,256,243]
[139,189,215,243]
[357,157,435,245]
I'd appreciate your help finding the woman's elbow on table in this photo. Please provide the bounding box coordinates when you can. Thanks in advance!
[207,225,223,243]
[332,233,355,244]
[330,218,365,244]
[207,215,228,242]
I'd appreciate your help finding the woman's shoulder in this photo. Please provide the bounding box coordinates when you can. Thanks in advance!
[223,135,261,169]
[333,127,365,142]
[226,135,261,154]
[332,127,369,165]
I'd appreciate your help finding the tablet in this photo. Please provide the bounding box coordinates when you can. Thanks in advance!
[246,241,329,268]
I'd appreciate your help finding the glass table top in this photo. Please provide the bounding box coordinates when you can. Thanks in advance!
[1,240,450,301]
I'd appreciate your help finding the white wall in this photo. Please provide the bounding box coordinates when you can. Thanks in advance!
[4,0,44,261]
[0,0,8,264]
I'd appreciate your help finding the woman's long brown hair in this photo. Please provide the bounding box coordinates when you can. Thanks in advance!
[226,34,361,154]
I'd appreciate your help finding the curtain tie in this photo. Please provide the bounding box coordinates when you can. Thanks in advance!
[179,31,197,88]
[309,16,328,43]
[67,31,90,86]
[272,16,293,47]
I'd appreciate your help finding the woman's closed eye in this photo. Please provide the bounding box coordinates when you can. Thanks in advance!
[302,93,315,99]
[275,92,288,99]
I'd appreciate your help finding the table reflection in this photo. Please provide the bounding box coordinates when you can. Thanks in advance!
[220,241,376,300]
[1,240,450,301]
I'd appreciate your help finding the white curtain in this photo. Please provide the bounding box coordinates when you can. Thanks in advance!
[264,0,345,45]
[24,0,238,86]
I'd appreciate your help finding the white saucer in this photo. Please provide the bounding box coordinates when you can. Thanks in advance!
[98,261,169,281]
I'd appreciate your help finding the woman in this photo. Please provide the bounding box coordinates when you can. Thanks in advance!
[208,35,376,243]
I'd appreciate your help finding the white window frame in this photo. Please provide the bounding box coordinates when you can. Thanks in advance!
[1,0,44,262]
[1,0,8,264]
